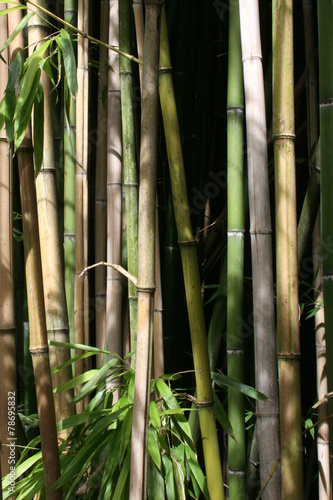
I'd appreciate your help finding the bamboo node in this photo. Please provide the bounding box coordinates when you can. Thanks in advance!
[319,99,333,107]
[159,66,172,74]
[30,347,49,355]
[272,133,296,141]
[249,229,272,235]
[276,353,301,359]
[136,285,156,293]
[183,393,214,408]
[178,239,197,247]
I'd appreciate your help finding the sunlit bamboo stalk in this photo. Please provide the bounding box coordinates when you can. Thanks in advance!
[129,1,162,497]
[158,6,224,499]
[273,0,304,496]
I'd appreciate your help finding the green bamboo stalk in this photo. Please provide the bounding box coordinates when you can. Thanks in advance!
[132,0,144,89]
[28,0,74,428]
[159,6,224,499]
[75,0,89,411]
[0,4,17,481]
[239,1,281,497]
[94,0,108,368]
[119,0,138,362]
[129,1,162,497]
[64,0,77,366]
[106,0,123,398]
[318,0,333,485]
[226,2,245,497]
[273,0,304,496]
[17,126,62,500]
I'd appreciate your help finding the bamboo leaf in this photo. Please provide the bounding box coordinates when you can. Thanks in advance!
[185,446,210,500]
[53,369,99,393]
[5,52,23,143]
[112,448,131,500]
[0,96,5,130]
[148,428,161,471]
[33,80,44,174]
[147,457,165,500]
[212,371,267,401]
[149,400,161,431]
[14,67,41,151]
[72,357,121,403]
[59,29,78,95]
[0,12,33,55]
[213,391,234,439]
[162,454,176,500]
[170,447,186,500]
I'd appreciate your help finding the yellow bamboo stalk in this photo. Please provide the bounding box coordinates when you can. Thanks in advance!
[0,2,17,482]
[28,0,74,428]
[75,0,89,412]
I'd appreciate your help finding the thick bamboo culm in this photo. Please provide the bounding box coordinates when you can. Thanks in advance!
[28,0,74,426]
[0,3,17,481]
[95,0,109,367]
[75,0,89,411]
[239,1,281,498]
[119,0,138,363]
[226,1,246,497]
[273,0,304,497]
[106,0,123,397]
[129,1,162,498]
[318,0,333,488]
[158,6,224,500]
[64,0,77,363]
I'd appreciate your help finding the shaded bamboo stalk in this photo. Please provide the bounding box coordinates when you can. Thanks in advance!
[106,0,123,397]
[129,1,162,497]
[64,0,77,365]
[17,125,62,499]
[28,0,74,427]
[158,6,224,499]
[239,1,281,497]
[273,0,304,496]
[95,0,109,367]
[0,3,17,481]
[75,0,89,411]
[226,1,246,497]
[120,0,138,364]
[317,0,333,485]
[132,0,144,88]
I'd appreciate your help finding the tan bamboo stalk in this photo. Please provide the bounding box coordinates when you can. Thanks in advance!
[95,0,109,367]
[129,1,162,497]
[273,0,304,496]
[75,0,89,412]
[106,0,123,398]
[17,132,62,500]
[28,0,74,427]
[239,1,281,497]
[132,0,144,89]
[0,3,17,481]
[158,6,224,500]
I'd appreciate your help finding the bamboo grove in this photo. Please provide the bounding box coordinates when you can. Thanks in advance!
[0,0,333,498]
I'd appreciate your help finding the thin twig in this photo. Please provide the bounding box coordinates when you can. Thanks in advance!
[79,261,137,286]
[255,458,281,500]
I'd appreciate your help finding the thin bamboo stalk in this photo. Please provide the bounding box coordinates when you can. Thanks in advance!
[28,0,74,427]
[64,0,77,366]
[318,0,333,488]
[0,3,17,481]
[132,0,144,89]
[95,0,109,367]
[273,0,304,496]
[106,0,123,397]
[75,0,89,411]
[119,0,138,363]
[17,127,62,499]
[226,1,246,497]
[239,1,281,497]
[158,6,224,499]
[129,1,162,497]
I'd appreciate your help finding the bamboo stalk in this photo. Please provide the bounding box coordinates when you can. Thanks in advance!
[239,1,281,497]
[106,0,123,397]
[28,0,74,428]
[63,0,77,366]
[119,0,138,363]
[158,6,224,499]
[0,3,17,481]
[318,0,333,488]
[129,1,162,497]
[75,0,89,411]
[226,1,246,497]
[132,0,144,89]
[273,0,304,496]
[95,0,109,367]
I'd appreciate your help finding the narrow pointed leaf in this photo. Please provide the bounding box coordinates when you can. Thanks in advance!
[60,29,78,95]
[162,454,176,500]
[185,446,210,500]
[149,400,161,431]
[212,371,267,401]
[0,12,33,55]
[213,391,234,438]
[148,428,161,471]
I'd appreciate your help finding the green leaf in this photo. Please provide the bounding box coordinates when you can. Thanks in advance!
[60,29,77,95]
[170,447,186,500]
[213,391,234,438]
[212,371,267,401]
[53,369,99,393]
[147,457,165,500]
[112,448,130,500]
[148,428,161,471]
[185,446,210,500]
[149,400,161,431]
[14,67,41,151]
[33,80,44,174]
[162,454,176,500]
[0,12,33,55]
[5,52,23,143]
[0,96,5,130]
[72,357,121,403]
